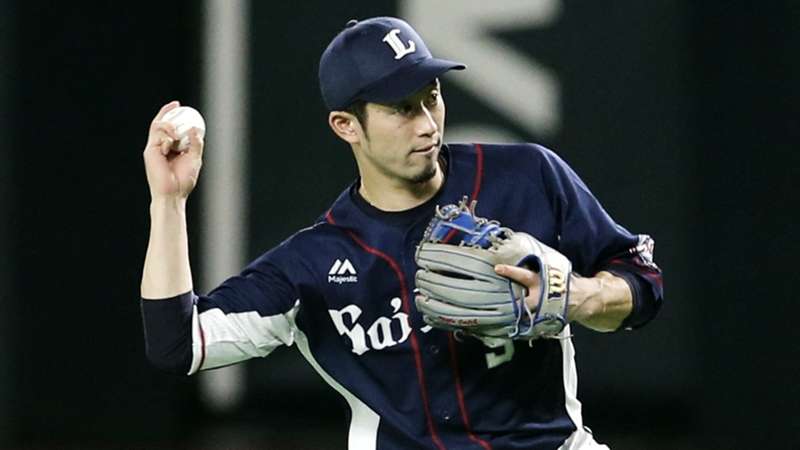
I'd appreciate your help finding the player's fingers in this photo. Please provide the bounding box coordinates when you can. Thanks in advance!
[497,264,545,311]
[146,122,179,152]
[152,121,179,140]
[143,105,179,162]
[150,101,180,128]
[494,264,539,288]
[159,136,175,156]
[143,133,170,157]
[187,127,204,157]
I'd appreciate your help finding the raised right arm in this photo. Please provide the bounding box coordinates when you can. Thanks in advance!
[139,103,300,375]
[140,101,205,374]
[141,101,203,299]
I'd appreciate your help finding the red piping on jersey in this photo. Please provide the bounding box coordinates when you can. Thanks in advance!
[606,257,663,288]
[445,142,493,450]
[441,143,485,245]
[442,227,459,244]
[471,144,484,201]
[326,211,447,450]
[448,334,492,450]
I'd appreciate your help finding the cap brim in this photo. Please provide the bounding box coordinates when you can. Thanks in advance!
[357,58,465,105]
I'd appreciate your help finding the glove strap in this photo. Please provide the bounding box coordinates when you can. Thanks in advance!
[508,254,570,339]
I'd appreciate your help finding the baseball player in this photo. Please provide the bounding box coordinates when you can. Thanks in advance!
[141,17,662,450]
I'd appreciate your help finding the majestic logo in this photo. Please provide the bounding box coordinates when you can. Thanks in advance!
[382,29,416,60]
[328,258,357,284]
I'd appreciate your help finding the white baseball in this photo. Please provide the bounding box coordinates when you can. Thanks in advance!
[161,106,206,150]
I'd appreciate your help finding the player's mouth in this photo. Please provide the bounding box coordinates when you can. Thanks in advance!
[411,140,440,155]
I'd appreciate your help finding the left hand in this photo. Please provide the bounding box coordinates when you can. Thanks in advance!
[493,264,544,314]
[494,265,629,331]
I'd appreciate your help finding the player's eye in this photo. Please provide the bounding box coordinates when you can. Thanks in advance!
[425,91,439,107]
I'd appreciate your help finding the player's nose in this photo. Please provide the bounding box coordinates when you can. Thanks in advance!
[415,102,438,136]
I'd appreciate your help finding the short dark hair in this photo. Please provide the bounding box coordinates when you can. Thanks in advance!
[345,100,368,129]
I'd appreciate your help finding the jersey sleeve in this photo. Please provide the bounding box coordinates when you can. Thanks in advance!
[141,242,304,375]
[536,146,664,330]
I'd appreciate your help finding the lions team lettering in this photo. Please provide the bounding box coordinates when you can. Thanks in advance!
[328,298,513,368]
[328,297,412,355]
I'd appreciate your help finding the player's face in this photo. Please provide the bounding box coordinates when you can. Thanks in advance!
[359,81,445,185]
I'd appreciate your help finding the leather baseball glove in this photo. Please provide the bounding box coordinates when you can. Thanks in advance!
[414,197,571,341]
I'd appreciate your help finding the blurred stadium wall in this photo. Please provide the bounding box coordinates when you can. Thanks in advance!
[0,0,13,445]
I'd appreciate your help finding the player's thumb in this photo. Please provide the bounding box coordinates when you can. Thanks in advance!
[187,128,204,159]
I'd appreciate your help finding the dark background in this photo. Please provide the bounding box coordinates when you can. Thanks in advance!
[1,1,798,449]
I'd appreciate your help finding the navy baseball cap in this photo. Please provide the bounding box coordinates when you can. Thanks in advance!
[319,17,466,110]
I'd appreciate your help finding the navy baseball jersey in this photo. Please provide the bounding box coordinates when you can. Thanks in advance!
[142,143,663,450]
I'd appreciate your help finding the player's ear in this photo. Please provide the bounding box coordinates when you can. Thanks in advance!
[328,111,362,145]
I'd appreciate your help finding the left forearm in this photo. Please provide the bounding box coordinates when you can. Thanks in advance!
[568,271,632,332]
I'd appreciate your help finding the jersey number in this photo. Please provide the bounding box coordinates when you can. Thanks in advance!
[484,340,515,369]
